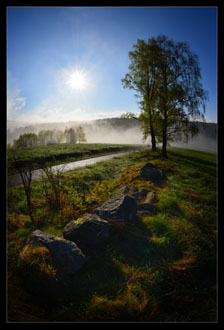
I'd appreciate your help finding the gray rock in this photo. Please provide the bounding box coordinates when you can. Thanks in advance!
[140,163,167,184]
[94,194,137,222]
[137,203,155,213]
[117,186,130,195]
[30,230,85,275]
[63,213,109,246]
[132,188,149,200]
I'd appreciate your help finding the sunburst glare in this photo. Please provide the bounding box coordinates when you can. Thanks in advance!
[67,70,86,90]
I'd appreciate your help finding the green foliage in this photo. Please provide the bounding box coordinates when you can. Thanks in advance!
[14,132,38,147]
[13,126,87,148]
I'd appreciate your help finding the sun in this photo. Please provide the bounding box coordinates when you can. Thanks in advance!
[67,70,86,90]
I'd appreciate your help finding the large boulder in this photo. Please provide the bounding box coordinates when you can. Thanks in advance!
[140,163,167,184]
[63,214,109,247]
[30,230,85,275]
[94,194,138,222]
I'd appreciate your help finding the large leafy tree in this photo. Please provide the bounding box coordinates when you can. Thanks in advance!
[122,35,208,157]
[154,35,208,157]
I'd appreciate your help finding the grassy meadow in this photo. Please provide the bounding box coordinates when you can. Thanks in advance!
[7,143,139,176]
[7,146,217,322]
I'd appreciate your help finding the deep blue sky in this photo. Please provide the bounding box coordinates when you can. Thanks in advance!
[7,6,217,123]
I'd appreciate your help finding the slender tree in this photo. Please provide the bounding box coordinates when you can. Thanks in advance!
[152,35,208,157]
[75,126,87,143]
[64,128,76,144]
[121,38,161,151]
[11,150,34,222]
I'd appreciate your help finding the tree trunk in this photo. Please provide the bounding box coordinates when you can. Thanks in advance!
[150,125,156,151]
[162,103,168,158]
[20,170,34,222]
[162,73,168,158]
[162,128,167,158]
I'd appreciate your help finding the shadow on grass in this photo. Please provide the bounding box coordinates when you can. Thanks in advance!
[168,151,216,177]
[15,215,182,310]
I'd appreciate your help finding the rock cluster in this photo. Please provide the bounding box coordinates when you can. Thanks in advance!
[28,163,166,275]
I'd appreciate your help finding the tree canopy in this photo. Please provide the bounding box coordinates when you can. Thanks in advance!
[13,126,87,147]
[122,35,208,157]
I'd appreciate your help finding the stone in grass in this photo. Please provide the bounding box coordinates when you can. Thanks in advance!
[30,230,85,275]
[132,188,149,200]
[140,163,167,184]
[137,203,155,213]
[116,186,130,195]
[63,213,109,247]
[94,194,138,223]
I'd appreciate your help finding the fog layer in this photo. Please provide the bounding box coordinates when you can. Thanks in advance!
[7,118,217,152]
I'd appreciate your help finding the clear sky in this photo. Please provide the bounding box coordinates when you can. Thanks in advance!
[7,6,217,124]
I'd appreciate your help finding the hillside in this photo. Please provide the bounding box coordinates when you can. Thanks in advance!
[7,118,217,151]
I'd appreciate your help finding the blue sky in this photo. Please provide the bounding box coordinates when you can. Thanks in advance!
[7,6,217,123]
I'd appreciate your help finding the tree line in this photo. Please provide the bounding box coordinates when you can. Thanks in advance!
[12,126,87,148]
[121,35,208,157]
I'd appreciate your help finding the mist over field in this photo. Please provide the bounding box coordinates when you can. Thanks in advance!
[7,118,217,152]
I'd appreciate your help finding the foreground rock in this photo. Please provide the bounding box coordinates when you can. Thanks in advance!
[140,163,167,184]
[63,214,109,247]
[30,230,85,275]
[117,186,130,195]
[94,194,138,222]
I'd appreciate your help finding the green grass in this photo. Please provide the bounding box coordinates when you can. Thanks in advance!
[7,146,217,322]
[7,143,139,175]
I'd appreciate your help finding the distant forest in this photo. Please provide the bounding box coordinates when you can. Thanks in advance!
[7,118,217,150]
